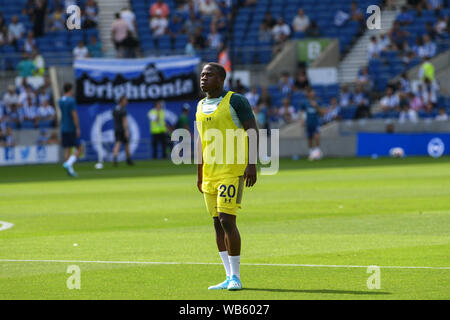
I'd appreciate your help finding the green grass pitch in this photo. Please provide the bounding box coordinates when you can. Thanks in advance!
[0,157,449,300]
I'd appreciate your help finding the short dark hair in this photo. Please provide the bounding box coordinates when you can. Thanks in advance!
[63,83,73,93]
[205,62,226,80]
[117,94,127,104]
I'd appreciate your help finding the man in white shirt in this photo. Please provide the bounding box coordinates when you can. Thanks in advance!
[8,16,25,43]
[38,99,56,122]
[422,34,437,58]
[3,85,19,109]
[272,17,291,43]
[199,0,219,16]
[292,8,310,33]
[244,86,260,108]
[150,10,168,36]
[73,41,89,59]
[120,7,137,36]
[380,87,399,112]
[367,36,381,59]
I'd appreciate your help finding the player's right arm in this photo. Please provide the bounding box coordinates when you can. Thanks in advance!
[196,134,203,193]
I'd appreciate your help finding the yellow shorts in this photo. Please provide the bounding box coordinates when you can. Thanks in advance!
[202,176,245,217]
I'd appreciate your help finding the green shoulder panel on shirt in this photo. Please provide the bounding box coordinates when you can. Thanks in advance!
[230,92,255,124]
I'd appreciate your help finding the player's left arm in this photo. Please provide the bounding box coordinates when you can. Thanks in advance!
[231,93,258,187]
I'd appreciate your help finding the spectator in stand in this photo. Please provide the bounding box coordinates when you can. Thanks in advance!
[38,98,56,123]
[150,9,168,37]
[22,0,36,18]
[207,24,222,50]
[422,34,437,58]
[168,14,185,41]
[184,11,202,37]
[121,7,137,36]
[258,86,272,108]
[272,17,291,55]
[292,8,309,33]
[185,36,197,55]
[150,0,170,18]
[419,78,439,108]
[353,85,371,119]
[6,104,23,129]
[22,95,39,127]
[18,84,36,107]
[419,56,435,82]
[434,16,448,37]
[199,0,218,16]
[389,21,410,50]
[323,97,341,124]
[193,27,206,49]
[73,41,89,59]
[23,31,36,54]
[212,9,227,33]
[0,25,10,47]
[278,98,297,125]
[293,70,310,92]
[425,0,443,10]
[8,15,25,50]
[396,6,414,26]
[112,12,129,57]
[83,0,99,29]
[16,53,36,77]
[3,85,19,109]
[4,126,15,147]
[306,21,321,37]
[32,49,45,76]
[0,11,6,30]
[378,32,392,52]
[258,22,272,43]
[87,36,103,58]
[356,66,371,89]
[367,36,381,59]
[218,44,231,73]
[0,127,5,145]
[32,0,47,37]
[278,71,294,97]
[399,92,418,123]
[233,79,247,95]
[245,86,260,108]
[252,104,267,130]
[408,92,424,112]
[425,21,437,40]
[412,35,426,58]
[435,107,448,121]
[262,12,276,29]
[349,1,364,23]
[380,86,399,113]
[339,85,353,108]
[47,6,66,31]
[398,72,411,93]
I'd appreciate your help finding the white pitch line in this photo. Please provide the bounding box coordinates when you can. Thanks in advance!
[0,259,449,270]
[0,221,14,231]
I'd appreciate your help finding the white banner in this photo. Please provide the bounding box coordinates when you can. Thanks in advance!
[0,145,60,166]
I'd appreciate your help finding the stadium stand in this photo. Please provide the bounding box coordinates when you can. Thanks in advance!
[0,0,449,134]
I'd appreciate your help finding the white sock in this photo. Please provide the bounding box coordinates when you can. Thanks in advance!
[67,155,77,166]
[219,251,231,278]
[228,255,240,279]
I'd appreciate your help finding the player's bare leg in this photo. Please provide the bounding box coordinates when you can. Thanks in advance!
[113,142,121,166]
[208,217,232,290]
[218,212,242,290]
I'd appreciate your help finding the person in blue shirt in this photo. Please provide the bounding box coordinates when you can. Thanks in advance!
[301,89,324,160]
[58,83,82,177]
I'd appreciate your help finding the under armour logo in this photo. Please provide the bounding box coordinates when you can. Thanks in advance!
[224,198,232,203]
[206,117,212,121]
